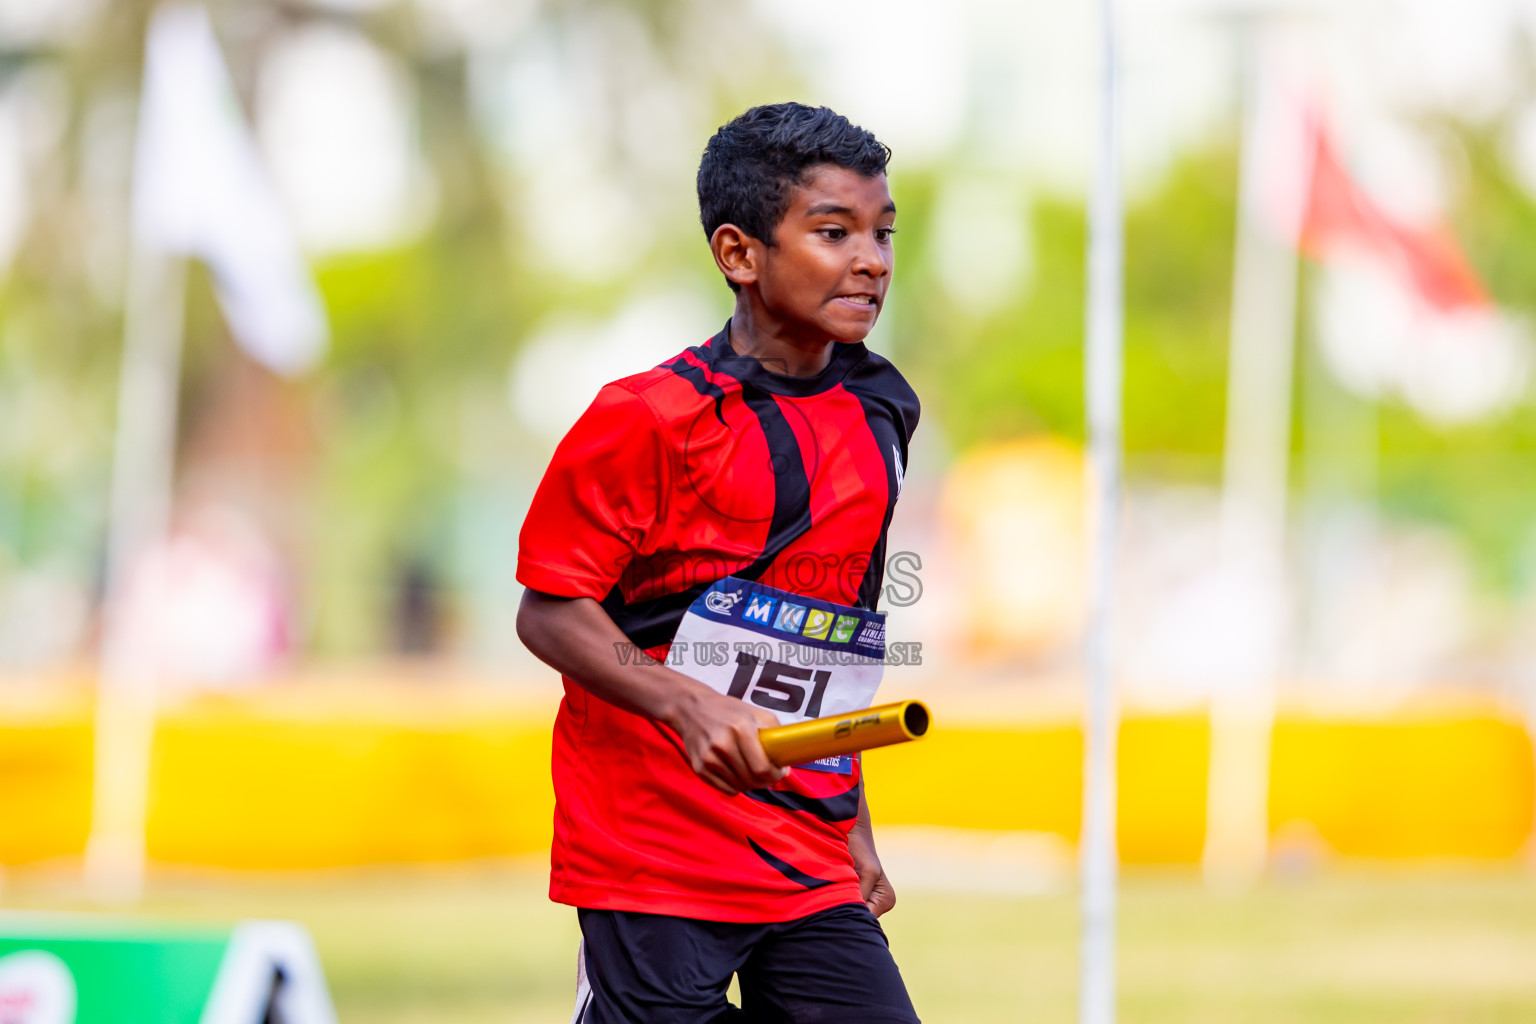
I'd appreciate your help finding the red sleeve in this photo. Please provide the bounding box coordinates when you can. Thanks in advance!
[517,384,670,600]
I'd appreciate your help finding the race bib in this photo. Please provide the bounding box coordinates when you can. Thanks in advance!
[669,577,886,774]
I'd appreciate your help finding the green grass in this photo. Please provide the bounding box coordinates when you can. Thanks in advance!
[4,863,1536,1022]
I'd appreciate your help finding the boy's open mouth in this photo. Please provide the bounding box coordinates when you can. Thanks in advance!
[835,294,879,307]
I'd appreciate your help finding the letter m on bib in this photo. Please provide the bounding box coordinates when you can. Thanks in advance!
[742,594,778,625]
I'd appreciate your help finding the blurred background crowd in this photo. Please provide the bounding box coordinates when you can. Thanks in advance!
[4,0,1536,702]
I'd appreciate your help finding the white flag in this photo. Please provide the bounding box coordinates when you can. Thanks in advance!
[132,3,326,374]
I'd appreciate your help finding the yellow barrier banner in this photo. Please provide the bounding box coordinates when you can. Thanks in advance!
[1,685,1530,867]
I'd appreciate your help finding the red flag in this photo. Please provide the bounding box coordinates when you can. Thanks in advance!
[1294,108,1527,424]
[1301,122,1487,311]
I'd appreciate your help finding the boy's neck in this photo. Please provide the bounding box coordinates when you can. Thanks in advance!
[727,294,838,378]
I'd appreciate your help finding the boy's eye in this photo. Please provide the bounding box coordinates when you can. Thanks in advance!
[876,227,896,243]
[820,227,847,241]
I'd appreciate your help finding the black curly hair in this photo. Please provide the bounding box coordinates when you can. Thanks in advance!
[697,103,890,288]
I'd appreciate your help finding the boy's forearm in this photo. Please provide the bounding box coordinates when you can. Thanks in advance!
[849,788,878,867]
[855,783,873,834]
[851,777,897,916]
[516,588,784,796]
[515,589,700,727]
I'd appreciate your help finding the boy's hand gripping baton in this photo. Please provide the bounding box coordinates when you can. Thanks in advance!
[757,700,931,768]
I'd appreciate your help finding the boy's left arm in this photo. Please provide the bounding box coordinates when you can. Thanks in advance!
[849,783,896,917]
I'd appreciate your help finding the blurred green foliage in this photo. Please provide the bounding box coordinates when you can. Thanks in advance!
[912,125,1536,590]
[906,145,1240,474]
[2,1,1536,662]
[1366,112,1536,590]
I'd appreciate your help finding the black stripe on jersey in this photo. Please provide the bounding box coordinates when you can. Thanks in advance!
[601,338,735,647]
[600,585,703,651]
[602,335,818,650]
[746,837,836,890]
[661,351,728,426]
[842,352,920,610]
[745,783,860,824]
[735,380,814,576]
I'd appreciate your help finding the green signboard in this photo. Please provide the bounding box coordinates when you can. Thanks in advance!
[0,914,335,1024]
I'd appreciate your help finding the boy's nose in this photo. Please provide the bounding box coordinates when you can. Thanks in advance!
[850,238,890,277]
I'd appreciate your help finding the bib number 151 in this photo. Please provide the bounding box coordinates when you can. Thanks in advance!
[726,652,832,720]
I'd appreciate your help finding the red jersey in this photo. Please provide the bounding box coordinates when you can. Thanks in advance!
[517,324,919,922]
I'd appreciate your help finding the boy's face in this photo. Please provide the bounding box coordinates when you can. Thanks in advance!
[756,165,896,344]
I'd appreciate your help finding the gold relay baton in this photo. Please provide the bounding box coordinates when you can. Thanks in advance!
[758,700,931,768]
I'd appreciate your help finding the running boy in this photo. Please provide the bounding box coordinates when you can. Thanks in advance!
[516,102,921,1024]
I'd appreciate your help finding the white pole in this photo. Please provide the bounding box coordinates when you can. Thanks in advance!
[1203,29,1309,887]
[84,238,186,901]
[1081,0,1123,1017]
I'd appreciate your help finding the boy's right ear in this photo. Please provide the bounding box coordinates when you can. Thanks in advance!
[710,223,761,290]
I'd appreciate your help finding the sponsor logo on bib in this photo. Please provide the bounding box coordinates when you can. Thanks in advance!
[772,602,807,633]
[703,588,743,615]
[830,614,859,643]
[742,593,778,625]
[800,608,834,640]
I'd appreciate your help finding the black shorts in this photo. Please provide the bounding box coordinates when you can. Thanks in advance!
[574,903,920,1024]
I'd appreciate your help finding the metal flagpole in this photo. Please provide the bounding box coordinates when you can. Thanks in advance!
[85,3,327,900]
[85,4,194,901]
[85,241,186,901]
[1081,0,1123,1018]
[1203,25,1308,888]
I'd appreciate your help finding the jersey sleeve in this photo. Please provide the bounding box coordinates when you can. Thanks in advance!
[517,384,670,600]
